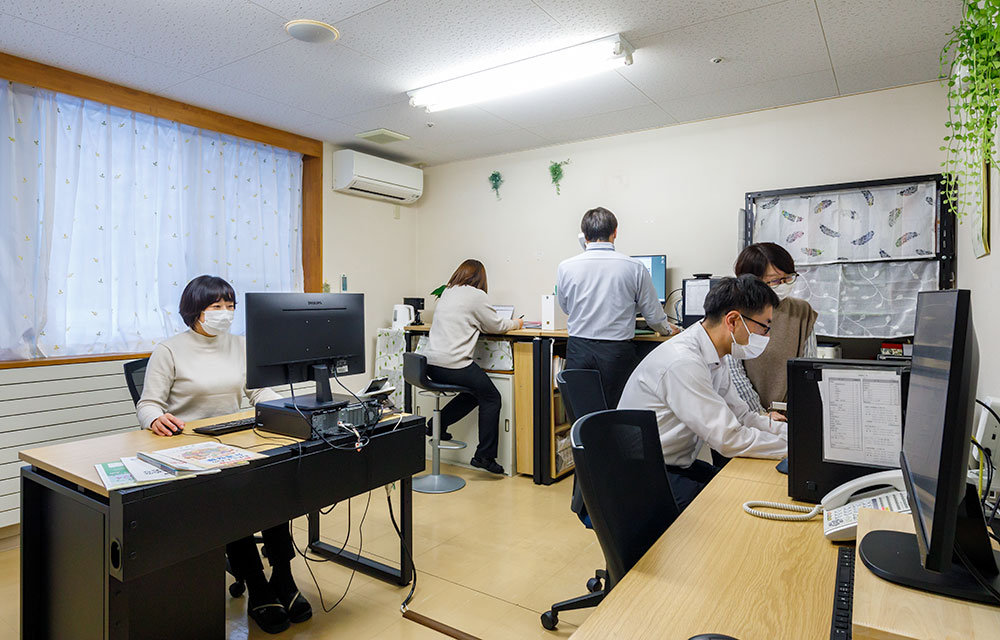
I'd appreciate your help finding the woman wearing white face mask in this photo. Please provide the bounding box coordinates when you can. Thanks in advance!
[136,275,310,635]
[728,243,818,415]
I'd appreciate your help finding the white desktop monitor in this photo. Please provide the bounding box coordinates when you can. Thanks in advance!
[633,255,667,303]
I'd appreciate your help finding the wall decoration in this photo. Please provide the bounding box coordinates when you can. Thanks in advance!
[488,170,504,200]
[430,284,446,298]
[940,0,999,243]
[549,159,569,195]
[973,160,991,257]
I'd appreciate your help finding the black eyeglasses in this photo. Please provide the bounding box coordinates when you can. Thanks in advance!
[740,314,771,335]
[764,273,798,287]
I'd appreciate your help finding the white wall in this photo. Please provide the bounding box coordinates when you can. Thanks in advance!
[321,142,419,385]
[414,83,952,323]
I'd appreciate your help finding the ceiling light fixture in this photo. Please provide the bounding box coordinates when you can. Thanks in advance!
[407,34,634,113]
[284,19,339,43]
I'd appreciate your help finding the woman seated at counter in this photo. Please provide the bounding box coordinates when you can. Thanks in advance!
[422,259,523,475]
[136,275,309,635]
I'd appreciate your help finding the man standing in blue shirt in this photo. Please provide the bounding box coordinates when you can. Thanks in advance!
[557,207,676,407]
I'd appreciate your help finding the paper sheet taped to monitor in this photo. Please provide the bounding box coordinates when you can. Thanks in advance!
[819,368,902,468]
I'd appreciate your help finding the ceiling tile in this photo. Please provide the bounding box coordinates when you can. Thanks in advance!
[336,102,521,150]
[660,69,838,122]
[2,0,290,75]
[526,103,674,145]
[202,39,407,118]
[532,0,783,40]
[621,0,830,102]
[835,47,944,96]
[156,76,329,136]
[428,128,550,164]
[477,71,652,128]
[817,0,962,68]
[335,0,574,89]
[245,1,386,22]
[0,13,194,93]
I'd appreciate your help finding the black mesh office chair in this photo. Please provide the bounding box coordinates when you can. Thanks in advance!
[541,409,680,630]
[123,357,150,406]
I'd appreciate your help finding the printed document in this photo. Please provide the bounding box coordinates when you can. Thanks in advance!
[820,368,902,468]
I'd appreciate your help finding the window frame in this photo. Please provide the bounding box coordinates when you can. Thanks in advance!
[0,52,323,369]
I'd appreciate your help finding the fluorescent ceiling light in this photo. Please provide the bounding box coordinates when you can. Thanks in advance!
[407,34,634,113]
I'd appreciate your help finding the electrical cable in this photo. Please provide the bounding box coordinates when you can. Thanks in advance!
[954,546,1000,604]
[385,487,418,611]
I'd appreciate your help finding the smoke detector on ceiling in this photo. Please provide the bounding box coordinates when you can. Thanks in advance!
[284,20,339,43]
[356,128,410,144]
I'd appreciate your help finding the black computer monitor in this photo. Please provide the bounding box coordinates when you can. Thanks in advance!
[245,292,365,410]
[633,254,667,302]
[859,289,1000,604]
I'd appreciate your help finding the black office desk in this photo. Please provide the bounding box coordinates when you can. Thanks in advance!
[19,415,425,640]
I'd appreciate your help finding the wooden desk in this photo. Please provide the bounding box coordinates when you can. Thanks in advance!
[853,509,1000,640]
[570,458,839,640]
[404,325,671,484]
[19,411,424,640]
[19,409,288,497]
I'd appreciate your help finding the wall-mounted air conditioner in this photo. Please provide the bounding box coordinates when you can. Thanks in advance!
[332,149,423,204]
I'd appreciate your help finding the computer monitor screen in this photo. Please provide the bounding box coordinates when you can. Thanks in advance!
[859,289,1000,604]
[633,255,667,302]
[900,289,979,572]
[245,292,365,409]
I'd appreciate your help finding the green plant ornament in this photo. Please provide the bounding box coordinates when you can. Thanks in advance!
[940,1,1000,218]
[549,159,570,195]
[430,284,446,298]
[488,171,504,200]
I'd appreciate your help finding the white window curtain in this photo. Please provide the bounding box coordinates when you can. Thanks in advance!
[0,79,303,360]
[750,180,941,338]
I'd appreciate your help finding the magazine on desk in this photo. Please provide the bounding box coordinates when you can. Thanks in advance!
[137,442,266,475]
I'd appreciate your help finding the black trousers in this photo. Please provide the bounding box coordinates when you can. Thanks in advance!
[226,523,296,579]
[565,337,638,408]
[665,460,721,513]
[426,362,501,460]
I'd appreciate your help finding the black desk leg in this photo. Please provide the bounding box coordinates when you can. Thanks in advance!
[306,477,413,586]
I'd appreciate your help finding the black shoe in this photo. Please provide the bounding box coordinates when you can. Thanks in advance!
[470,456,504,475]
[248,585,290,635]
[277,589,312,623]
[425,422,453,441]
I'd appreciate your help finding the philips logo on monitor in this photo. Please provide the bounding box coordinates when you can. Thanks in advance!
[307,300,322,305]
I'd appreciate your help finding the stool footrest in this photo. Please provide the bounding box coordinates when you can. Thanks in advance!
[436,440,467,450]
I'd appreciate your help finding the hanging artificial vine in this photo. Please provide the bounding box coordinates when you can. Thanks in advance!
[549,159,570,195]
[940,1,1000,218]
[488,170,504,200]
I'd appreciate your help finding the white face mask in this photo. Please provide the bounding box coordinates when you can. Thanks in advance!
[730,314,769,360]
[772,282,794,301]
[202,309,234,335]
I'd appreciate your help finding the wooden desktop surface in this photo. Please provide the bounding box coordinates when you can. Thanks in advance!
[570,457,838,640]
[404,324,671,342]
[20,410,414,498]
[853,508,1000,640]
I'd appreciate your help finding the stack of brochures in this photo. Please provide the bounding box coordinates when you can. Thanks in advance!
[95,442,266,491]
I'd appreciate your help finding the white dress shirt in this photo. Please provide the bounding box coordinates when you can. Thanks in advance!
[556,242,672,341]
[618,322,787,467]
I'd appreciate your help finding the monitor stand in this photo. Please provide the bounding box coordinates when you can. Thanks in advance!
[858,484,1000,605]
[284,364,347,411]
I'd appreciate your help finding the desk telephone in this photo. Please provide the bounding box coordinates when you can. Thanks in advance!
[743,469,910,541]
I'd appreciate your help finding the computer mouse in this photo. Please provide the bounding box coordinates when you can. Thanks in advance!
[688,635,739,640]
[167,426,183,436]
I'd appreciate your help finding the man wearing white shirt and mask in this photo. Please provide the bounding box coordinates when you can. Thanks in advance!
[618,274,788,510]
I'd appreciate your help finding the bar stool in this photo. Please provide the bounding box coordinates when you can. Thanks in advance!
[403,352,469,494]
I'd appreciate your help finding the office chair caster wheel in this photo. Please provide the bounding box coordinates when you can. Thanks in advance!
[540,610,558,630]
[229,580,246,598]
[587,577,602,592]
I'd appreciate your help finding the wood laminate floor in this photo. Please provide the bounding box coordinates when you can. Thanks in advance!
[2,461,602,639]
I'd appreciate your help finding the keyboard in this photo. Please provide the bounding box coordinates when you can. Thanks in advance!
[192,417,256,436]
[830,545,855,639]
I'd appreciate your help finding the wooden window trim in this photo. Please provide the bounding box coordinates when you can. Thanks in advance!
[0,52,324,369]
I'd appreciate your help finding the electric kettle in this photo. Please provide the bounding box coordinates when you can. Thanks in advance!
[392,304,415,329]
